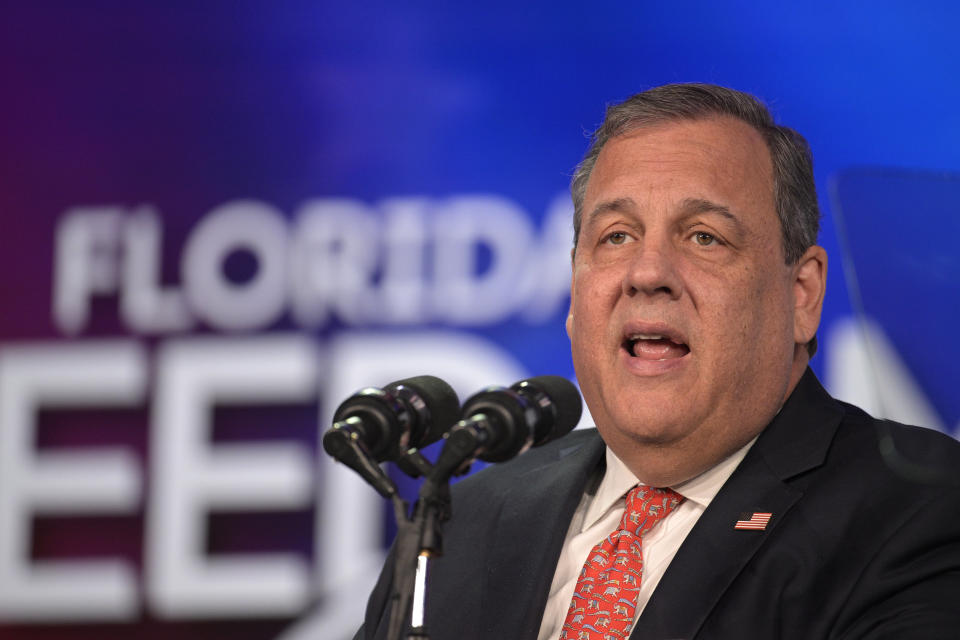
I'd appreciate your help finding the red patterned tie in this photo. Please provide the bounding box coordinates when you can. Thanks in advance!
[560,485,683,640]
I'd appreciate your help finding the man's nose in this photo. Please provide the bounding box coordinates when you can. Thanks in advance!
[622,235,683,300]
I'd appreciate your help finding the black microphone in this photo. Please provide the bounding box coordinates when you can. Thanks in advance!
[444,375,583,465]
[322,375,460,463]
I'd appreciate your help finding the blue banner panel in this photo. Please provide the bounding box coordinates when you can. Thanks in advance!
[830,168,960,430]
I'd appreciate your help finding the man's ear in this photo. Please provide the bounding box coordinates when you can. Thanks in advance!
[792,245,827,345]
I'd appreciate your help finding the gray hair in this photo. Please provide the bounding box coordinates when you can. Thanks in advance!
[570,83,820,265]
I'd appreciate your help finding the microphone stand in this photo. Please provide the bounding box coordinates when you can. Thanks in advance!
[386,433,478,640]
[394,424,493,638]
[328,429,477,640]
[392,471,449,640]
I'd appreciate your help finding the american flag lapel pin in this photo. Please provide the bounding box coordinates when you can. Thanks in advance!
[734,512,772,531]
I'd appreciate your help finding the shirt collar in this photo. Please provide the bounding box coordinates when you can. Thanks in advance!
[582,436,758,532]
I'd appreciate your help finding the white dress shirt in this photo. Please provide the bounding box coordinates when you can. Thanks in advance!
[537,438,757,640]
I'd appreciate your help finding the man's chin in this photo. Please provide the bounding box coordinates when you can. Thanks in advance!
[597,421,707,486]
[596,418,694,450]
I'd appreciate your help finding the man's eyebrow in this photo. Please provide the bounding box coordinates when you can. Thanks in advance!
[586,197,637,223]
[679,198,747,232]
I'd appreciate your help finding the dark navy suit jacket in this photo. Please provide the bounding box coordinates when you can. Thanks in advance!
[356,370,960,639]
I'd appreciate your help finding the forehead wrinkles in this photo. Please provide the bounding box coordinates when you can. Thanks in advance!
[585,117,776,214]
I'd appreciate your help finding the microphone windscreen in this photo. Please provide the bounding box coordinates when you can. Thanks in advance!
[385,375,461,447]
[513,375,582,443]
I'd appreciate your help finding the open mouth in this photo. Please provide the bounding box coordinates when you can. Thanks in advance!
[622,333,691,361]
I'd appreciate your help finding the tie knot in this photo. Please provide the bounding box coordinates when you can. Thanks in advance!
[620,485,683,537]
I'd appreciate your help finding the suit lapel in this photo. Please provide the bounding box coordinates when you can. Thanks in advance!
[631,452,802,639]
[481,431,606,639]
[632,369,843,639]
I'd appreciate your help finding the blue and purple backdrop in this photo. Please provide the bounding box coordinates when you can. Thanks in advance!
[1,3,958,639]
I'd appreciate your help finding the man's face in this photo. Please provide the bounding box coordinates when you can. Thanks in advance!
[568,116,803,482]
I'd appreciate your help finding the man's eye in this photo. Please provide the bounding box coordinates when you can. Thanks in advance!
[693,232,717,246]
[604,231,629,245]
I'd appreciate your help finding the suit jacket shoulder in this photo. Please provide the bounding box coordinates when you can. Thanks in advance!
[636,369,960,639]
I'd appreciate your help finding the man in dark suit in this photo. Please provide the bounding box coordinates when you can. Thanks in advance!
[356,84,960,639]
